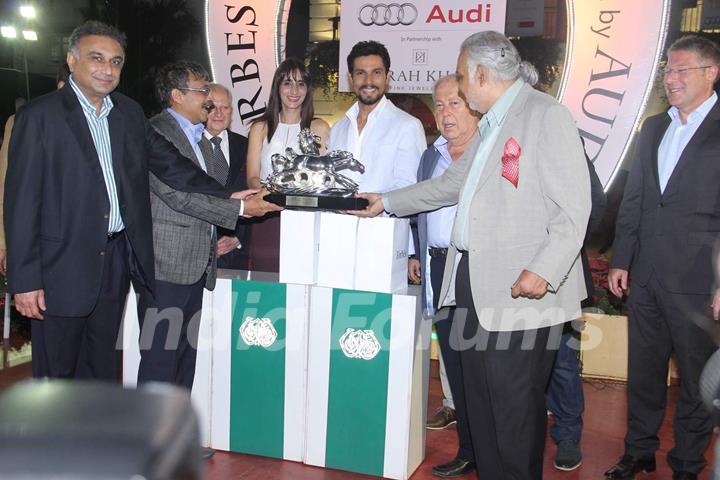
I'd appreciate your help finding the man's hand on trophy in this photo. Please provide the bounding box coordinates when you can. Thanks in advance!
[347,192,384,217]
[241,189,283,218]
[231,189,260,201]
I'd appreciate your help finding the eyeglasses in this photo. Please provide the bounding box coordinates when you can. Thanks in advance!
[662,65,712,77]
[177,86,211,96]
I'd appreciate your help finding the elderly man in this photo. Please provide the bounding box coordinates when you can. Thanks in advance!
[357,31,590,480]
[409,74,479,478]
[203,83,251,270]
[605,35,720,480]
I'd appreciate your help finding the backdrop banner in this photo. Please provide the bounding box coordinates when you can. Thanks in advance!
[206,0,291,135]
[338,1,507,94]
[557,0,671,188]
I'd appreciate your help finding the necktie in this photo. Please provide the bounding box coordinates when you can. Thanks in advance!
[208,136,229,185]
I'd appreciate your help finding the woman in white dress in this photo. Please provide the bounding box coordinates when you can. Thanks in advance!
[246,58,329,271]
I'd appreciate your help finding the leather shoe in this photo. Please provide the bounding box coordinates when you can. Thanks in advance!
[426,406,457,430]
[431,457,475,478]
[604,454,656,479]
[200,447,216,460]
[672,472,698,480]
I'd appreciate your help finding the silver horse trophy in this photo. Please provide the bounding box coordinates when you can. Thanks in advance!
[263,129,369,210]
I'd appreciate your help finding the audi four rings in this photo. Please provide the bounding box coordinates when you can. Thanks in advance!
[358,3,418,26]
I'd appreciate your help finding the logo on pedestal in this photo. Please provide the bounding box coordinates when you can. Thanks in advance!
[339,328,381,360]
[239,317,278,348]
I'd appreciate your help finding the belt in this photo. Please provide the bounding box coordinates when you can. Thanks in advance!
[428,247,448,258]
[107,230,125,242]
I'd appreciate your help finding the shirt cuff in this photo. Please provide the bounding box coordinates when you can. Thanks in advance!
[239,200,245,217]
[381,193,392,214]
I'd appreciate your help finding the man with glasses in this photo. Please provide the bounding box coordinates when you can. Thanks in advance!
[605,35,720,480]
[135,61,280,398]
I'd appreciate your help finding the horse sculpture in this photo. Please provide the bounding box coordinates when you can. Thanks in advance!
[265,129,365,197]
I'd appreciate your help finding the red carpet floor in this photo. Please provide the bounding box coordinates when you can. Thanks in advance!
[0,361,715,479]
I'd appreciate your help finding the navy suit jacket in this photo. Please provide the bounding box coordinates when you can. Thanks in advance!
[611,99,720,294]
[4,84,227,316]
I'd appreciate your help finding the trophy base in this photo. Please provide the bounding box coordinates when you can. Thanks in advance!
[265,193,369,211]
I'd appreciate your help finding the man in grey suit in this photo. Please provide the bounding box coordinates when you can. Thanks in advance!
[136,61,280,391]
[357,31,590,480]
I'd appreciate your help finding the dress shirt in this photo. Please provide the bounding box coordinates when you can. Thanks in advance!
[658,92,717,193]
[68,75,124,234]
[167,108,207,172]
[426,137,458,249]
[452,79,524,251]
[203,129,230,166]
[329,95,425,193]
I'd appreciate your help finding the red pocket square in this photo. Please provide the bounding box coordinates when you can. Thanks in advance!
[501,137,521,188]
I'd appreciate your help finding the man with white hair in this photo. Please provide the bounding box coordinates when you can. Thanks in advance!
[355,31,591,480]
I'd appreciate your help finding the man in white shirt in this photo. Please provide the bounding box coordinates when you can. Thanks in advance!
[329,40,425,193]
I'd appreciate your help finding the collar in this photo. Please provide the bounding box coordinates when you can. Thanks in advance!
[204,129,228,142]
[480,78,525,132]
[433,135,448,149]
[69,75,114,119]
[667,91,718,124]
[167,107,205,144]
[346,95,389,123]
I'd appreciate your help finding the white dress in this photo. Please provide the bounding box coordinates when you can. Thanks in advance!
[259,122,301,181]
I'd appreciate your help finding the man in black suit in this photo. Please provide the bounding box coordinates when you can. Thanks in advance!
[605,35,720,480]
[204,83,251,270]
[3,21,274,380]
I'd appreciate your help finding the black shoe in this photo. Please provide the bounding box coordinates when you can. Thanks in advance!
[554,440,582,471]
[431,457,475,478]
[426,406,457,430]
[604,454,656,479]
[672,472,698,480]
[200,447,216,460]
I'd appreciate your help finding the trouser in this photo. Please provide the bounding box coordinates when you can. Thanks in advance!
[546,327,585,443]
[430,253,474,462]
[456,254,561,480]
[624,272,717,474]
[34,232,129,380]
[135,275,206,390]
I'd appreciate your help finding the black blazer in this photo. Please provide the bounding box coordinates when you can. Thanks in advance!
[611,99,720,295]
[216,129,250,270]
[4,84,227,316]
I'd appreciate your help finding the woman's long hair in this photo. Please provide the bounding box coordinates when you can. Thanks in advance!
[254,57,314,142]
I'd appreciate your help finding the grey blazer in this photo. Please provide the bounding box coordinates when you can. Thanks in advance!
[149,110,241,290]
[388,83,591,331]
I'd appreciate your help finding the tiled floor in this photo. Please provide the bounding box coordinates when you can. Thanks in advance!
[0,360,715,479]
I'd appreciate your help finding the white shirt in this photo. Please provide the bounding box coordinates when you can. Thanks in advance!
[426,137,458,249]
[329,96,425,193]
[658,92,717,193]
[203,129,230,166]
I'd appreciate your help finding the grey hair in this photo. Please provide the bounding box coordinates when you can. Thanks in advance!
[209,83,233,103]
[68,21,127,57]
[461,31,538,86]
[431,74,459,102]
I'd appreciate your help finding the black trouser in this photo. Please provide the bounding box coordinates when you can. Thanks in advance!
[625,272,717,474]
[33,232,129,380]
[135,275,206,390]
[455,254,561,480]
[430,253,475,462]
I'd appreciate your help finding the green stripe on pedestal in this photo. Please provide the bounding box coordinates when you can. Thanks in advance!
[230,281,287,458]
[325,289,392,476]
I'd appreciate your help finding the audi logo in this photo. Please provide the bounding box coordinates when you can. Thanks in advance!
[358,3,418,26]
